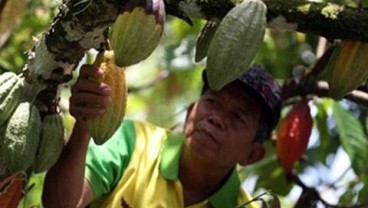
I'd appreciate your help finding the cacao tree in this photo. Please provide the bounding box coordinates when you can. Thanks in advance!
[1,0,368,207]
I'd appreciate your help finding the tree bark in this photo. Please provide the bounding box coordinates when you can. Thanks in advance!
[24,0,125,113]
[170,0,368,41]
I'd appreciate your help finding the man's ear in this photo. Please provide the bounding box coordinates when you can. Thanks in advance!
[185,103,195,122]
[183,102,196,134]
[239,143,265,166]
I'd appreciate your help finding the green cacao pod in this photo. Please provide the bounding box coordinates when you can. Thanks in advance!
[86,50,127,145]
[326,41,368,99]
[276,101,312,173]
[0,72,17,84]
[0,102,41,172]
[110,0,165,67]
[206,0,267,90]
[195,21,219,63]
[0,75,25,127]
[32,113,65,173]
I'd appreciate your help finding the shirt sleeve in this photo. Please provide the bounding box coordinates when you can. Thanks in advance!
[85,119,136,199]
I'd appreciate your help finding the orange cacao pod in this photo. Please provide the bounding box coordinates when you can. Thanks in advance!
[326,41,368,99]
[86,50,127,145]
[276,101,312,173]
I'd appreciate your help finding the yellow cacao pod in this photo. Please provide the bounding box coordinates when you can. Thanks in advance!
[110,0,165,67]
[86,50,127,145]
[32,113,65,173]
[0,102,41,173]
[326,41,368,99]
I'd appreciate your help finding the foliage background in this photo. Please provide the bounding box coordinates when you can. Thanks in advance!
[1,0,368,207]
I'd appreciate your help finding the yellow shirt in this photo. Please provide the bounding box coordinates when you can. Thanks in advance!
[86,120,259,208]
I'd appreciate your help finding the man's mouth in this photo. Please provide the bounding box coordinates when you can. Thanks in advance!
[197,128,218,144]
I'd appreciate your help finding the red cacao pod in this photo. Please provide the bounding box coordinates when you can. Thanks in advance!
[276,101,312,173]
[0,173,23,208]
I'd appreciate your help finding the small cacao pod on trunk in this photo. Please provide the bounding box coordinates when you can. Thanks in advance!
[206,0,267,90]
[0,102,41,173]
[110,0,165,67]
[326,41,368,99]
[276,101,312,173]
[195,21,219,63]
[32,113,65,173]
[85,50,127,145]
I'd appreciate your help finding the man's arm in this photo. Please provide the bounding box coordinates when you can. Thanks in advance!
[42,65,111,207]
[42,121,94,207]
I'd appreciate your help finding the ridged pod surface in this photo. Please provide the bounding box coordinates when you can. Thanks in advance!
[206,0,267,90]
[32,113,65,173]
[0,72,17,83]
[110,0,165,67]
[0,74,25,127]
[326,41,368,99]
[276,101,312,173]
[86,50,127,145]
[0,102,41,172]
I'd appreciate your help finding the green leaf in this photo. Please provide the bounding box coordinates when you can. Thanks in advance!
[339,179,359,204]
[253,155,293,196]
[361,0,368,7]
[313,99,339,165]
[332,102,368,175]
[358,174,368,201]
[243,142,293,196]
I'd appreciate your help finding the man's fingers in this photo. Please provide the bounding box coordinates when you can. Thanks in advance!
[70,105,106,120]
[72,79,111,96]
[70,92,111,108]
[69,64,112,121]
[79,64,104,80]
[69,91,111,120]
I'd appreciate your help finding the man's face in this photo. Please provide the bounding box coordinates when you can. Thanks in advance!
[183,84,264,168]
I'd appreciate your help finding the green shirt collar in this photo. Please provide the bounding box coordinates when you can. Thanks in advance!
[159,133,183,181]
[159,133,241,208]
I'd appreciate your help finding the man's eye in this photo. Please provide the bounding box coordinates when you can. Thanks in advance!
[205,98,216,104]
[232,112,247,124]
[232,113,241,120]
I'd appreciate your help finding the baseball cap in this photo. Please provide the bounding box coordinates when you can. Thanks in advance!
[202,65,282,132]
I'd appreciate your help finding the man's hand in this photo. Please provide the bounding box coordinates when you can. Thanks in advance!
[69,64,111,122]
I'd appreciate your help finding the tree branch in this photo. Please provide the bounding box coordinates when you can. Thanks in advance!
[282,77,368,107]
[265,0,368,41]
[288,172,368,208]
[166,0,368,42]
[24,0,127,113]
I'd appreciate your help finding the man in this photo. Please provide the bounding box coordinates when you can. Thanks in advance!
[42,64,281,208]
